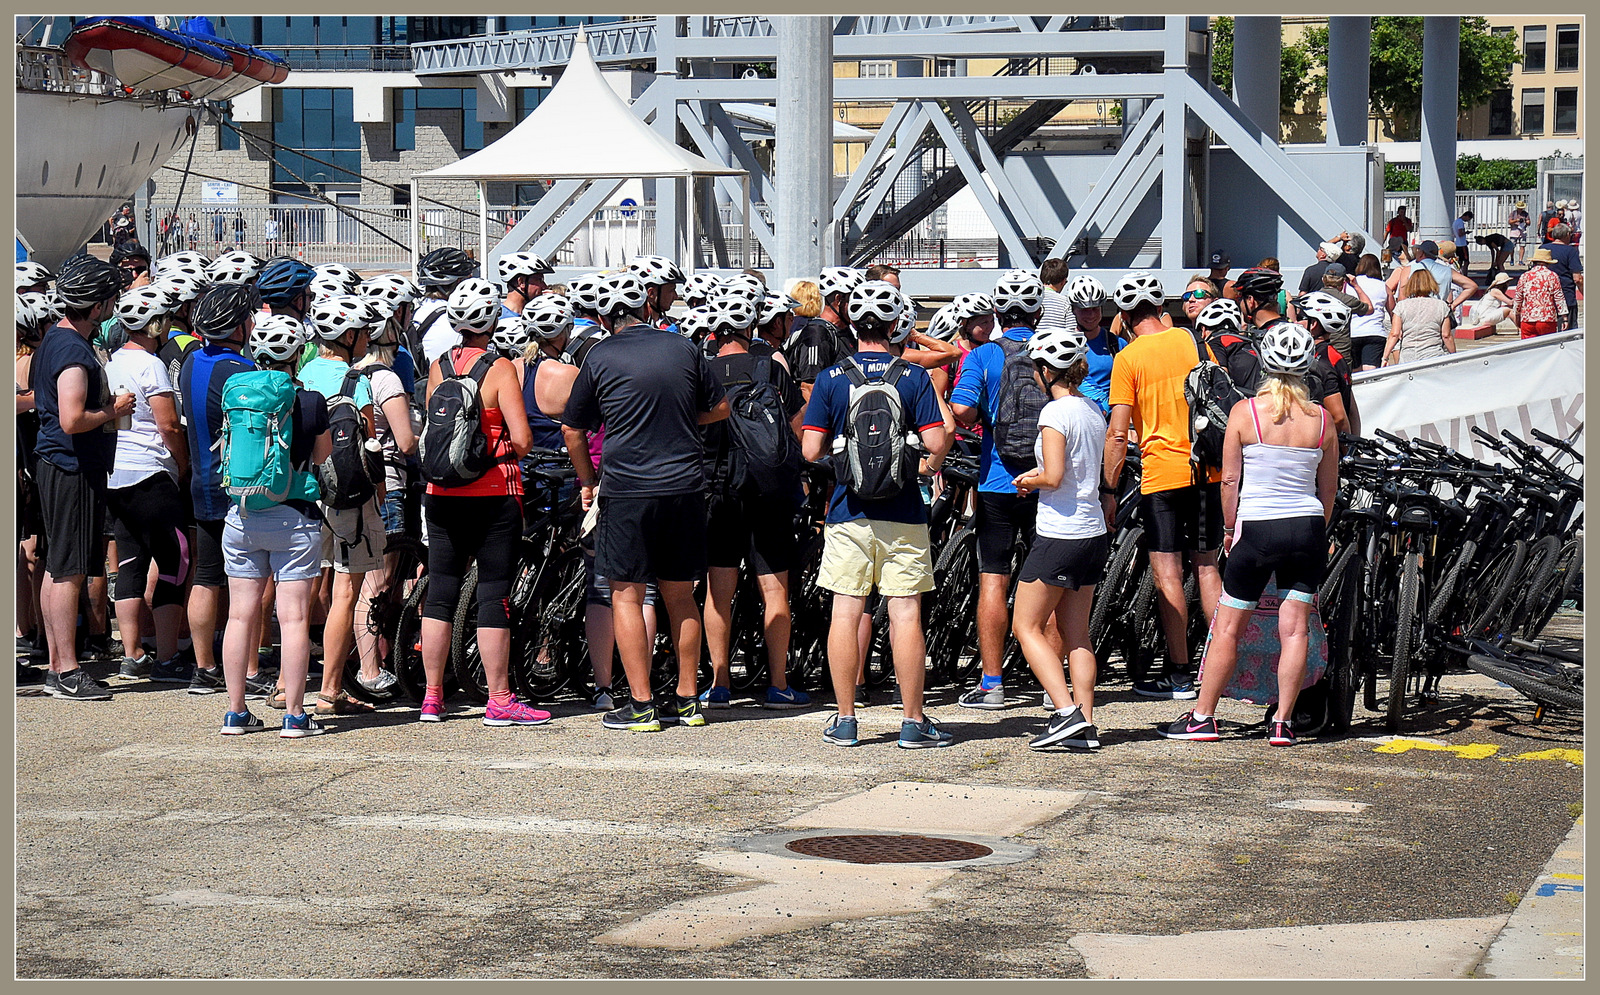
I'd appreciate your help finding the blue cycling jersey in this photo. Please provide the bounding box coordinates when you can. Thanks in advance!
[180,343,255,521]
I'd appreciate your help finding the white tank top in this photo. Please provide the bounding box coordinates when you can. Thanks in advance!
[1236,399,1326,523]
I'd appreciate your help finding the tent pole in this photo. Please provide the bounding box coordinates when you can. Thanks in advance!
[410,179,420,279]
[478,182,489,274]
[686,177,696,270]
[742,176,751,271]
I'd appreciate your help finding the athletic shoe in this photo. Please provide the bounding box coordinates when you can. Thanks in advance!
[16,660,45,685]
[243,672,276,700]
[49,668,112,701]
[220,710,266,736]
[698,686,733,709]
[419,699,446,723]
[1061,724,1101,750]
[660,694,707,727]
[118,654,152,680]
[890,686,903,710]
[16,634,44,659]
[764,686,810,710]
[958,683,1007,710]
[1267,719,1296,747]
[898,716,955,749]
[150,655,194,684]
[1134,673,1199,700]
[854,684,869,708]
[1028,706,1093,750]
[280,712,327,738]
[483,697,553,727]
[822,713,859,747]
[602,700,662,732]
[46,667,109,691]
[78,633,116,663]
[1160,711,1220,741]
[355,669,399,695]
[187,666,226,695]
[588,686,616,711]
[1042,691,1061,712]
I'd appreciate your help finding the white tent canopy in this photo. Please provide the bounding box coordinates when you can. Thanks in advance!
[412,29,745,273]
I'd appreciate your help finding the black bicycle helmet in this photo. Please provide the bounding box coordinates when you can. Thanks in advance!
[255,257,317,305]
[54,257,125,309]
[1235,266,1283,302]
[110,242,152,267]
[191,283,262,340]
[418,247,479,288]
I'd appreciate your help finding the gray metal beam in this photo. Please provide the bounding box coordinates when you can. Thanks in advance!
[775,16,833,277]
[673,31,1169,61]
[1045,100,1164,255]
[831,99,913,221]
[1418,17,1459,241]
[920,100,1037,266]
[669,74,1167,102]
[676,104,777,256]
[843,106,932,244]
[944,100,1042,237]
[490,178,585,265]
[703,102,772,203]
[1160,70,1188,270]
[527,178,628,260]
[1325,17,1370,147]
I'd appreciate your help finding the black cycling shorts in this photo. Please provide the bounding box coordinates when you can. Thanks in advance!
[35,460,106,579]
[1352,340,1385,368]
[1139,482,1223,554]
[595,492,708,584]
[975,491,1039,574]
[1018,533,1111,589]
[193,517,229,589]
[706,490,800,575]
[1222,515,1328,605]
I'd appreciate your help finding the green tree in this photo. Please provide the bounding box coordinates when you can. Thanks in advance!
[1301,17,1520,140]
[1210,16,1320,115]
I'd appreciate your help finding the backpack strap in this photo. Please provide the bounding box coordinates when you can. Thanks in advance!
[840,356,867,387]
[464,352,495,383]
[438,350,457,380]
[880,357,908,387]
[338,366,366,400]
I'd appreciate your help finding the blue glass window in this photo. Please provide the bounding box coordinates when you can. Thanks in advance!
[393,88,483,153]
[273,89,361,186]
[515,88,548,122]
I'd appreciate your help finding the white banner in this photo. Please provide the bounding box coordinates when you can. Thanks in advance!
[1350,330,1584,465]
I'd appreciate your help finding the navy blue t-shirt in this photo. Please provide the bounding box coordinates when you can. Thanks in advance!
[1540,242,1583,302]
[802,351,943,526]
[31,323,115,475]
[180,343,255,521]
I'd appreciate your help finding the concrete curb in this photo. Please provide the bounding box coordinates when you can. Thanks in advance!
[1474,815,1586,979]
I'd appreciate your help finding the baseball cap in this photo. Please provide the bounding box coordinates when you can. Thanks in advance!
[1208,250,1231,268]
[1324,263,1347,279]
[1417,240,1439,258]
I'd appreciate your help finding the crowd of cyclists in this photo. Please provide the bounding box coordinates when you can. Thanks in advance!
[16,233,1549,751]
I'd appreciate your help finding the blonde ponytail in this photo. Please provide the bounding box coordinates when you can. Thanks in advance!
[1256,371,1312,422]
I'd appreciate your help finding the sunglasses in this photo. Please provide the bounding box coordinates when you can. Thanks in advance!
[1181,289,1214,302]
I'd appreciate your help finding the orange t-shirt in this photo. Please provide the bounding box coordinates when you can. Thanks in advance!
[424,347,523,498]
[1108,326,1214,494]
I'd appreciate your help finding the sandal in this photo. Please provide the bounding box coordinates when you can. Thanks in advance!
[314,691,375,716]
[267,688,288,710]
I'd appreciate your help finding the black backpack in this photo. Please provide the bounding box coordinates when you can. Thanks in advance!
[1184,334,1250,473]
[419,351,499,488]
[990,337,1050,475]
[720,356,801,497]
[316,368,384,510]
[836,356,914,501]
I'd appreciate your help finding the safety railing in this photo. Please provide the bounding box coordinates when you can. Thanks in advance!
[1380,190,1538,243]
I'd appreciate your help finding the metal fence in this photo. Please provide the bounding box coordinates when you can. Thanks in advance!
[1380,190,1538,242]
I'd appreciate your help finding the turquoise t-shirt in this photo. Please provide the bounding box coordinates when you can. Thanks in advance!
[299,355,372,409]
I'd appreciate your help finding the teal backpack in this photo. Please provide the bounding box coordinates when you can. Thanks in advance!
[217,369,320,513]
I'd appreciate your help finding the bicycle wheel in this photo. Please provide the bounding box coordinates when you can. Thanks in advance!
[1089,526,1144,665]
[787,532,829,690]
[450,562,489,705]
[1425,539,1477,629]
[1464,539,1528,638]
[1504,534,1562,636]
[1317,537,1358,609]
[516,547,586,702]
[392,575,431,702]
[926,525,979,680]
[1465,652,1584,711]
[863,595,896,689]
[1122,564,1160,686]
[1386,550,1422,732]
[1519,538,1582,641]
[727,572,772,692]
[1323,549,1362,732]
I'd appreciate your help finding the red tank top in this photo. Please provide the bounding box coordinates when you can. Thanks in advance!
[425,346,523,498]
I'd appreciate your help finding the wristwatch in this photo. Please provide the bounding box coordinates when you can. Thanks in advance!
[1098,483,1118,495]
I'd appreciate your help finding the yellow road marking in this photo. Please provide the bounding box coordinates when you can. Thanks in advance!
[1550,872,1584,881]
[1500,748,1585,766]
[1369,740,1583,766]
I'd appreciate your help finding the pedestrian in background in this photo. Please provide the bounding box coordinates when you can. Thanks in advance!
[1384,269,1455,365]
[1510,249,1569,339]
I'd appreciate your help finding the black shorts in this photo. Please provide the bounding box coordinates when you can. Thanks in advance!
[1139,482,1223,554]
[193,517,229,588]
[1352,340,1385,368]
[706,490,800,575]
[595,492,708,584]
[1018,533,1111,589]
[975,491,1039,574]
[35,460,107,579]
[1223,515,1328,605]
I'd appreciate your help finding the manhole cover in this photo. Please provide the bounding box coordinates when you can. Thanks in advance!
[784,834,994,864]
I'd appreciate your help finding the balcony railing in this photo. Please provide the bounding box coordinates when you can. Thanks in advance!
[256,45,414,72]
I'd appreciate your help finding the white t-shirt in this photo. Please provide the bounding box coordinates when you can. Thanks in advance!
[415,298,461,368]
[1032,394,1108,540]
[1350,275,1390,342]
[358,361,410,492]
[105,344,180,489]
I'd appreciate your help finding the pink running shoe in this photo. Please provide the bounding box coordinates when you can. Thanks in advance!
[483,697,552,727]
[419,699,445,723]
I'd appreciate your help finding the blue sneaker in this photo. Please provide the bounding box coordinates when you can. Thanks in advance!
[698,686,732,709]
[280,712,327,739]
[1134,673,1199,700]
[764,686,810,710]
[899,716,955,749]
[822,713,859,747]
[220,710,266,736]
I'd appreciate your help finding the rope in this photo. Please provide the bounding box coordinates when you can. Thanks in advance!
[158,121,202,256]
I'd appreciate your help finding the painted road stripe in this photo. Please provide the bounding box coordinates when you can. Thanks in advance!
[1365,738,1583,765]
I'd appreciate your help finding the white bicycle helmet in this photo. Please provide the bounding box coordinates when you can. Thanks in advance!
[15,261,52,290]
[628,255,684,287]
[1195,299,1244,335]
[678,306,715,341]
[308,295,374,342]
[723,272,766,298]
[491,314,531,356]
[155,274,207,305]
[113,286,173,332]
[818,266,865,299]
[1029,326,1090,370]
[445,278,502,334]
[704,292,757,335]
[847,279,906,331]
[16,291,57,331]
[1257,322,1316,376]
[497,251,554,285]
[208,250,264,285]
[1066,274,1107,309]
[360,273,421,306]
[949,292,995,322]
[313,262,362,290]
[249,313,307,363]
[566,273,605,314]
[1111,271,1166,311]
[523,293,575,341]
[592,269,647,319]
[155,259,209,286]
[895,292,918,340]
[155,250,209,275]
[991,270,1044,316]
[682,272,724,305]
[925,303,961,342]
[1292,291,1352,336]
[307,274,350,302]
[758,291,797,327]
